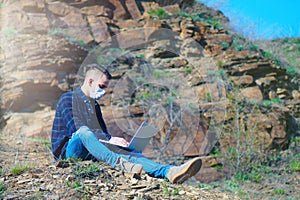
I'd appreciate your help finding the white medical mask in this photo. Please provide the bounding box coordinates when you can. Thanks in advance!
[90,87,106,100]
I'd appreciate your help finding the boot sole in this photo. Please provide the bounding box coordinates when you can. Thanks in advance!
[172,157,202,184]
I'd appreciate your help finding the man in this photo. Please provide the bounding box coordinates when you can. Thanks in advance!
[51,64,202,184]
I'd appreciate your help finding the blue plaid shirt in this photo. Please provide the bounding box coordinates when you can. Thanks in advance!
[51,87,111,160]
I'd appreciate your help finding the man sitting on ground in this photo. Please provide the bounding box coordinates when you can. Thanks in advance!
[51,64,202,184]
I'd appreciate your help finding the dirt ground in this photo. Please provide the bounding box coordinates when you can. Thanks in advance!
[0,132,299,200]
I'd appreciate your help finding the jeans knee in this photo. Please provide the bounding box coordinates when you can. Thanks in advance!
[77,126,94,137]
[66,134,84,158]
[78,126,90,132]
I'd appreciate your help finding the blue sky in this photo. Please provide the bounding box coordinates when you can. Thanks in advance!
[200,0,300,40]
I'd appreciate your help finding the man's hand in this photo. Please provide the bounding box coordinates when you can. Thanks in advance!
[109,136,129,146]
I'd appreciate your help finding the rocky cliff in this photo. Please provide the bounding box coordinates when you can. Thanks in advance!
[0,0,299,185]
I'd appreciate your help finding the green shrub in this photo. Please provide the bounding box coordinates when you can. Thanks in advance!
[249,43,258,51]
[221,42,230,50]
[262,51,272,58]
[148,8,169,19]
[235,45,244,51]
[191,14,202,22]
[205,17,222,29]
[216,69,224,75]
[262,98,283,107]
[237,190,246,195]
[178,11,191,18]
[286,65,297,75]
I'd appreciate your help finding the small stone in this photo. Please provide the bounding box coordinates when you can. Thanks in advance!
[52,174,60,179]
[130,177,139,185]
[65,175,73,182]
[179,190,186,195]
[17,179,31,184]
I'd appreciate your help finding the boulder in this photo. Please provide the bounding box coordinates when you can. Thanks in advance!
[87,15,110,43]
[3,109,55,138]
[47,1,93,44]
[241,86,263,101]
[110,0,141,20]
[229,75,254,85]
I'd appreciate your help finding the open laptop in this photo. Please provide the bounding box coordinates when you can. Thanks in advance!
[100,121,157,152]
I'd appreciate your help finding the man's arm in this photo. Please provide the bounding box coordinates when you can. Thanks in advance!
[57,93,77,135]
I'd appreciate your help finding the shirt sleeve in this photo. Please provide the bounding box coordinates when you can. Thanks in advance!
[60,95,77,135]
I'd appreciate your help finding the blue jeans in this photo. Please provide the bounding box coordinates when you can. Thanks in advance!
[66,126,171,178]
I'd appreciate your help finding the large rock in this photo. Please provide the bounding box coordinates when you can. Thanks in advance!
[47,1,94,44]
[0,1,298,186]
[1,34,87,112]
[241,86,263,101]
[87,15,110,43]
[3,109,55,138]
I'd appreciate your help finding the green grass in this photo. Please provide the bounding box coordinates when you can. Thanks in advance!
[32,137,51,149]
[72,161,103,179]
[197,183,214,190]
[0,181,5,198]
[185,68,192,74]
[217,60,223,68]
[11,165,32,176]
[273,188,286,195]
[254,37,300,75]
[262,98,283,107]
[223,180,239,193]
[0,27,17,38]
[136,53,145,59]
[290,160,300,171]
[160,180,180,196]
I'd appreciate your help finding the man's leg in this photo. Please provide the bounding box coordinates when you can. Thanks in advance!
[120,153,202,184]
[65,133,91,160]
[66,126,120,167]
[66,126,143,174]
[120,153,171,178]
[66,126,201,183]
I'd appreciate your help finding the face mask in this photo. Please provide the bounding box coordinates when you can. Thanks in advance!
[90,87,106,100]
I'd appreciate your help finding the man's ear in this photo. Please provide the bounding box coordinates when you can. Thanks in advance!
[88,78,93,86]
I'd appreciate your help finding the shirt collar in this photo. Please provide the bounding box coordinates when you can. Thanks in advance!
[74,87,93,103]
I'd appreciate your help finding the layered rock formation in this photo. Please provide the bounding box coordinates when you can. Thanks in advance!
[0,0,299,183]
